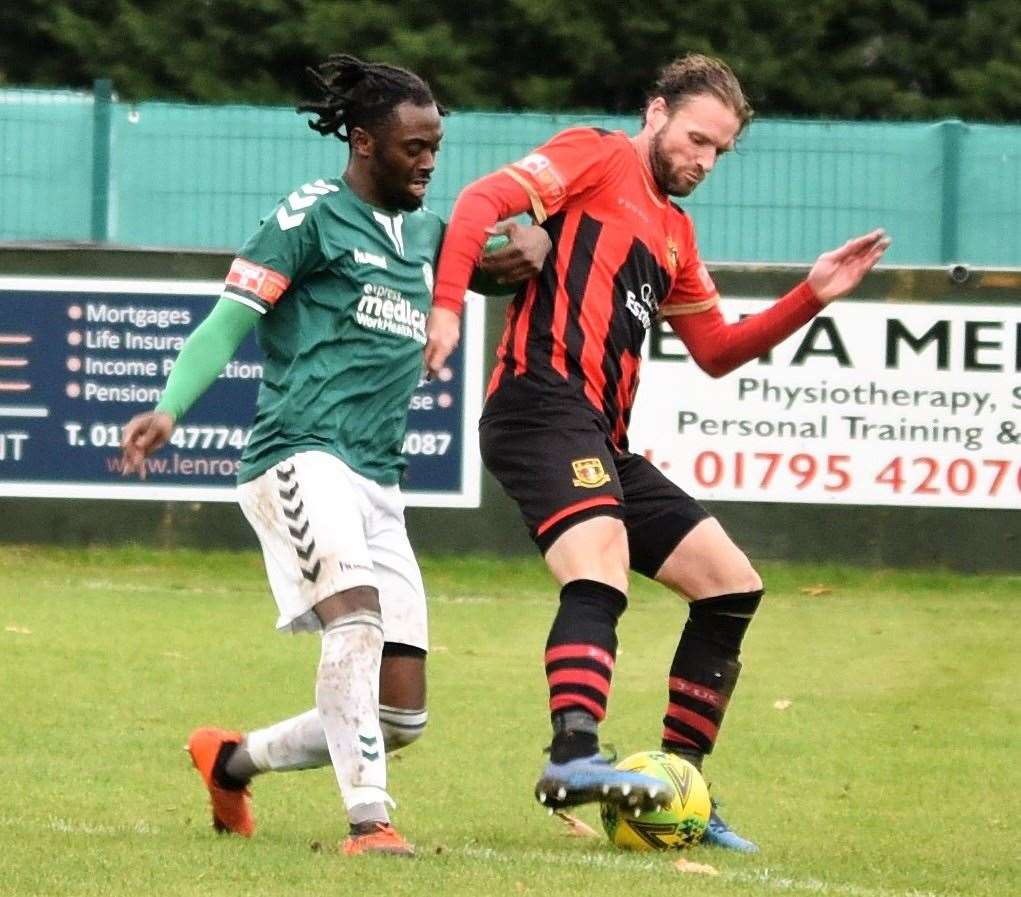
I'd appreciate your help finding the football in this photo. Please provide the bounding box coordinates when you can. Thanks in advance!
[600,751,711,851]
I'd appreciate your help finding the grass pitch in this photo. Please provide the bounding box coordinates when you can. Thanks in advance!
[0,545,1018,897]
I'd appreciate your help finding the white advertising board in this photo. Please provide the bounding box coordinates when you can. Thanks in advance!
[628,299,1021,509]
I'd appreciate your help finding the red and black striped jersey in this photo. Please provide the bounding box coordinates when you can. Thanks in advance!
[484,128,718,449]
[433,126,825,450]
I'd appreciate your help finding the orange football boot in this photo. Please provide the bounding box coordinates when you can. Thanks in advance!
[186,726,254,837]
[341,822,414,858]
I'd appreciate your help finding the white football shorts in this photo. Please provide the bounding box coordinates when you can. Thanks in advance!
[237,450,427,649]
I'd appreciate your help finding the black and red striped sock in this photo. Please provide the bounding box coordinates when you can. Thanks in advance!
[545,579,627,764]
[661,590,763,767]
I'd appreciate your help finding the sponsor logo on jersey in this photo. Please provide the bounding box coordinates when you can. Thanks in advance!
[353,248,388,269]
[225,258,290,305]
[624,282,656,330]
[512,152,566,204]
[356,284,427,345]
[571,457,611,488]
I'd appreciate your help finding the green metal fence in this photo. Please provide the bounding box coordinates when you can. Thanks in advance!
[0,88,95,243]
[2,83,1020,265]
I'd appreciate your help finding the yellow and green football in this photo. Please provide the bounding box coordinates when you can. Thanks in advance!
[600,751,710,851]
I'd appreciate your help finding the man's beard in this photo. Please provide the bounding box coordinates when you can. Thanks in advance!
[380,182,423,213]
[373,154,425,212]
[393,194,423,212]
[649,129,693,197]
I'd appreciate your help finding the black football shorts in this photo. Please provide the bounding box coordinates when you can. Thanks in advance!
[479,410,712,578]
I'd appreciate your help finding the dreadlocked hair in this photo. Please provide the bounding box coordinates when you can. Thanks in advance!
[297,54,446,142]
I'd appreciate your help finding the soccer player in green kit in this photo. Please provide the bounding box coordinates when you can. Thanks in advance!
[120,55,549,857]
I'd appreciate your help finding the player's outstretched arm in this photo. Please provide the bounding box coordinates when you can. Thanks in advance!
[669,229,890,378]
[119,297,258,478]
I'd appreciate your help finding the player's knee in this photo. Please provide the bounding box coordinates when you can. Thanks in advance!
[339,584,381,613]
[737,559,763,594]
[314,585,381,625]
[379,705,427,752]
[704,550,761,597]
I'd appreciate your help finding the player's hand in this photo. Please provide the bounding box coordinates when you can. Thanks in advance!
[423,306,461,379]
[478,220,552,284]
[120,411,174,479]
[807,228,891,304]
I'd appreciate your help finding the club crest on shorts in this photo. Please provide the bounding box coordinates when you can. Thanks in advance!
[571,457,611,488]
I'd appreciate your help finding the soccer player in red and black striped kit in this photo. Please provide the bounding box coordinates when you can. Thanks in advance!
[426,54,889,851]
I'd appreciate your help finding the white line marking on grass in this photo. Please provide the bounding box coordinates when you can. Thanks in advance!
[0,816,159,836]
[455,846,958,897]
[432,595,494,604]
[47,817,160,835]
[71,579,264,597]
[735,869,957,897]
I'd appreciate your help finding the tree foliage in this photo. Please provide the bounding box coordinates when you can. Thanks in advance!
[2,1,1019,121]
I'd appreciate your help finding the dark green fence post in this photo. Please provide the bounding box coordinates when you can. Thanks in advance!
[91,78,113,242]
[939,119,965,264]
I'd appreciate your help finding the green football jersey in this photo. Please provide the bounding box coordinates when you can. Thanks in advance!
[222,177,445,486]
